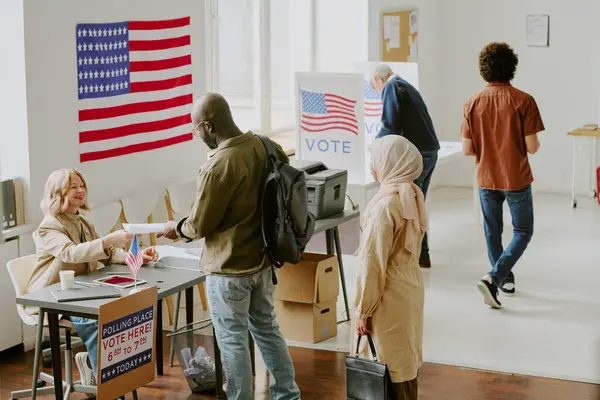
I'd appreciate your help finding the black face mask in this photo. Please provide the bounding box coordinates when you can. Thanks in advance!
[204,138,218,150]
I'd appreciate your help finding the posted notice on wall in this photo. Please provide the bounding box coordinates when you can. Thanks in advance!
[526,15,550,47]
[97,286,157,400]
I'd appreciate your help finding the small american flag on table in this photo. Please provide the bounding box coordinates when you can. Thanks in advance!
[300,90,359,136]
[76,17,193,162]
[364,81,383,118]
[126,235,143,277]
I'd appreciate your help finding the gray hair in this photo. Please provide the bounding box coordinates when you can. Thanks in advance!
[366,63,393,84]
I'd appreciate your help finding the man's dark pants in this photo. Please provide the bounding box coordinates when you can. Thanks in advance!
[414,149,438,259]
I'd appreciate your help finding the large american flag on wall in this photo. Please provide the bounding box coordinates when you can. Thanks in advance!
[76,17,193,163]
[300,90,358,136]
[364,81,383,118]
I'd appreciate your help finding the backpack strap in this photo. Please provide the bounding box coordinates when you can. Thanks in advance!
[257,135,279,161]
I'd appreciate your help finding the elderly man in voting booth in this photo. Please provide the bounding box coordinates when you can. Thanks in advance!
[158,93,301,400]
[368,63,440,269]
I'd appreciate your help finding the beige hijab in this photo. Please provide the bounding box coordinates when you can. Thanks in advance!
[362,135,428,255]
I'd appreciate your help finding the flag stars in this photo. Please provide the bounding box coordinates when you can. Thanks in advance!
[113,28,118,36]
[94,71,99,79]
[78,58,83,66]
[94,57,99,65]
[78,72,83,80]
[117,27,122,35]
[100,70,105,78]
[82,43,87,51]
[77,29,82,37]
[79,86,83,94]
[82,29,88,37]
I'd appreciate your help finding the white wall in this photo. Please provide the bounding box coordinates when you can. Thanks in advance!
[0,0,31,216]
[436,0,600,195]
[315,0,369,72]
[21,0,207,223]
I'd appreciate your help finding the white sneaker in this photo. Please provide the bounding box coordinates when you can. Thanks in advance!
[75,352,96,387]
[500,282,516,297]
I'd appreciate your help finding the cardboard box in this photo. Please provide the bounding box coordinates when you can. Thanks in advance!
[275,253,339,304]
[275,299,337,343]
[274,253,339,343]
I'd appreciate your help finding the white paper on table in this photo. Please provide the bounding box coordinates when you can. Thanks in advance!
[123,223,165,234]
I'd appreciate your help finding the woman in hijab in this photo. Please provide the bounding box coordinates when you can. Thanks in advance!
[353,135,426,400]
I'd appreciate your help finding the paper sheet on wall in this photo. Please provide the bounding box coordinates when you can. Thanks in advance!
[123,223,165,234]
[383,16,392,39]
[409,10,418,34]
[526,15,549,47]
[388,16,400,49]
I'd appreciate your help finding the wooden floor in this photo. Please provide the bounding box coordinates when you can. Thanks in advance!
[1,334,599,400]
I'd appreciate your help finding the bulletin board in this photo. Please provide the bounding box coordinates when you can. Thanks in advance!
[381,9,418,63]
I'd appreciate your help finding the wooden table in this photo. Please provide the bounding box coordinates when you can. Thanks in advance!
[567,128,599,208]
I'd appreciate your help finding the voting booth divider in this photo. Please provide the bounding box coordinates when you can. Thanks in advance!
[295,63,419,187]
[97,286,158,400]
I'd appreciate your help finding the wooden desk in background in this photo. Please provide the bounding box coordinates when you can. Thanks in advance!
[567,127,599,208]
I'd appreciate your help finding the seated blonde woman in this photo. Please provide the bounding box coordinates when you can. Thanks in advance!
[353,136,426,400]
[27,169,157,387]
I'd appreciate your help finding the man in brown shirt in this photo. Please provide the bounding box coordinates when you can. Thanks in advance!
[159,93,300,400]
[461,43,545,309]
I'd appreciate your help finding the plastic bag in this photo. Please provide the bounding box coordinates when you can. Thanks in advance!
[180,345,223,392]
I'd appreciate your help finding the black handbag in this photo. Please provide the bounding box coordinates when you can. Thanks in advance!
[345,334,396,400]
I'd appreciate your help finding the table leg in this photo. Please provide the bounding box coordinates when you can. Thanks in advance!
[47,312,63,400]
[572,137,578,208]
[213,327,225,399]
[168,292,181,367]
[592,137,598,197]
[185,287,194,324]
[333,227,350,323]
[325,229,334,255]
[156,299,163,376]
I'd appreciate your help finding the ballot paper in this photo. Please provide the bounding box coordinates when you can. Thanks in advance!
[123,223,165,234]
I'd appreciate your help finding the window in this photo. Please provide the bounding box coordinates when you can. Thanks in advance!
[212,0,313,136]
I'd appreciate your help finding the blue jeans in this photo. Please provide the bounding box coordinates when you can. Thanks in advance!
[479,185,534,287]
[414,149,438,256]
[206,268,300,400]
[69,317,99,377]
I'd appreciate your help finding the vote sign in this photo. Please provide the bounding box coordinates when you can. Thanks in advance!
[97,286,157,400]
[296,72,366,183]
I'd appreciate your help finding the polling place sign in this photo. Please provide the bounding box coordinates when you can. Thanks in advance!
[295,72,366,183]
[97,286,157,399]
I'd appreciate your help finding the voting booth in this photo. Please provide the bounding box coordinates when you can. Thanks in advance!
[295,63,420,200]
[295,72,366,183]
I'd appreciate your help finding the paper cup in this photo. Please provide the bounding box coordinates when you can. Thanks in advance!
[59,270,75,290]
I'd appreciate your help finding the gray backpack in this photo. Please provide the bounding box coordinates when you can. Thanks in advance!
[257,136,315,283]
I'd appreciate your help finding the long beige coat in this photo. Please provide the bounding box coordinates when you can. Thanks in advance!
[26,212,126,315]
[352,195,424,383]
